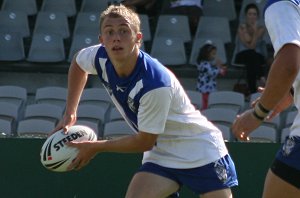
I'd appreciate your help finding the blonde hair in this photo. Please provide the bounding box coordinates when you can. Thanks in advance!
[99,4,141,34]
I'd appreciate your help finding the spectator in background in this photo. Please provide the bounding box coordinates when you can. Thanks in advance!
[121,0,160,17]
[232,0,300,197]
[196,43,226,110]
[234,3,267,94]
[162,0,204,35]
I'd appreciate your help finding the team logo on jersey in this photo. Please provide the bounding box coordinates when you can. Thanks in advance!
[127,97,136,113]
[116,85,126,92]
[282,137,295,156]
[126,79,143,113]
[214,160,227,183]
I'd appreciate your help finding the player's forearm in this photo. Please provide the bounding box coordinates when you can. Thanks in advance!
[259,45,299,110]
[95,133,157,153]
[65,62,88,115]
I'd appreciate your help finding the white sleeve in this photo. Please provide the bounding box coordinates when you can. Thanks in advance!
[138,87,172,134]
[75,45,100,75]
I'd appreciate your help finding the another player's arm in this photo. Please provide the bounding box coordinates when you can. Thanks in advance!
[258,44,299,111]
[232,44,299,141]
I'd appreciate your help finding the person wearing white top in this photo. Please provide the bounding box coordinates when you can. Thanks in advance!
[163,0,203,35]
[53,4,238,198]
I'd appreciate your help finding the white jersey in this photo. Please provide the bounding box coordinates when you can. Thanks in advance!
[264,0,300,136]
[76,44,228,168]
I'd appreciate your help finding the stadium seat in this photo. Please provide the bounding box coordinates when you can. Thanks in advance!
[154,15,191,43]
[203,0,237,21]
[280,127,290,143]
[249,92,262,106]
[75,120,102,138]
[185,90,202,110]
[35,86,67,108]
[17,119,56,138]
[0,10,30,38]
[1,0,37,16]
[77,103,108,128]
[40,0,77,17]
[214,123,232,142]
[23,103,64,124]
[261,114,281,132]
[139,14,151,42]
[27,33,65,62]
[80,87,113,111]
[0,101,20,134]
[68,34,99,62]
[248,125,277,143]
[194,16,231,44]
[207,91,245,113]
[150,36,187,66]
[189,37,227,66]
[73,12,100,37]
[103,120,135,139]
[0,102,19,122]
[0,118,12,136]
[0,32,25,61]
[0,85,27,112]
[33,11,70,39]
[201,107,237,127]
[284,110,297,128]
[108,107,124,122]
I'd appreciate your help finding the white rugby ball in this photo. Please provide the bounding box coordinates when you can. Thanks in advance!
[40,125,97,172]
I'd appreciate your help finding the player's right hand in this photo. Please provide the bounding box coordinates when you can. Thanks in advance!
[49,113,77,136]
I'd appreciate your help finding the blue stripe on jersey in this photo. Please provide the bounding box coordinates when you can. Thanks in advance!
[264,0,300,14]
[94,46,172,130]
[292,0,300,5]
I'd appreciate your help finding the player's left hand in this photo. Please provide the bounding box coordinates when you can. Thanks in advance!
[66,141,98,171]
[231,109,262,141]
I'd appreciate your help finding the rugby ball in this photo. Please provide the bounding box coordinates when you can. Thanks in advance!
[40,125,97,172]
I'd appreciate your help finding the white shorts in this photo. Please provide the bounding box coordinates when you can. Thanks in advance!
[264,1,300,56]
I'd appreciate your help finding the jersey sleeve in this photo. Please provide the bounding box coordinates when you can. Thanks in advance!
[138,87,172,134]
[75,45,100,75]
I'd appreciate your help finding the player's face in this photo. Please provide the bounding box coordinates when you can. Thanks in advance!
[100,16,141,61]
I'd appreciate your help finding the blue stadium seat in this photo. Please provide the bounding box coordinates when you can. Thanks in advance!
[27,33,65,62]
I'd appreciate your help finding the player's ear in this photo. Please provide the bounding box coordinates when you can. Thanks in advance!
[136,32,143,43]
